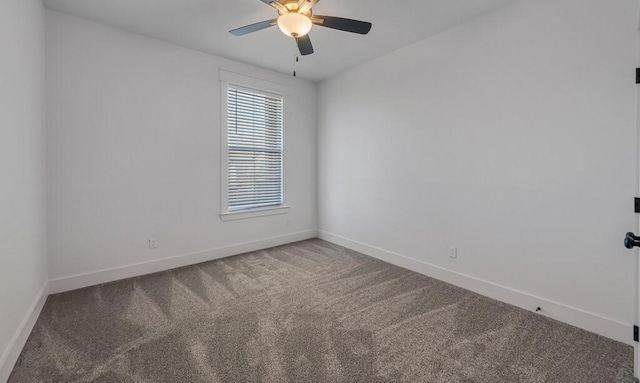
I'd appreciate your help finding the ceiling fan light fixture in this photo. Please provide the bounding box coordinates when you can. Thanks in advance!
[277,12,312,37]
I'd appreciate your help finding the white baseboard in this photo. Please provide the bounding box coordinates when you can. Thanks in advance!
[318,231,634,346]
[0,283,48,383]
[49,230,318,295]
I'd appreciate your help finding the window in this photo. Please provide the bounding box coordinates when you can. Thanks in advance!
[221,78,289,220]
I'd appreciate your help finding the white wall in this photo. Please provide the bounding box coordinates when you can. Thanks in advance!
[0,0,47,379]
[46,11,317,286]
[318,0,638,341]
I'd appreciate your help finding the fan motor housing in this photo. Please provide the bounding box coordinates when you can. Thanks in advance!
[279,1,312,17]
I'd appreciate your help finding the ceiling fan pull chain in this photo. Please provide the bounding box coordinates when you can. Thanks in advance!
[292,51,298,77]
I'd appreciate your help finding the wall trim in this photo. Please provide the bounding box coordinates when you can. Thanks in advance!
[49,230,318,294]
[318,230,634,346]
[0,283,48,383]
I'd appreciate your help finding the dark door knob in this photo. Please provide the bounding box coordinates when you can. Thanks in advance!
[624,232,640,249]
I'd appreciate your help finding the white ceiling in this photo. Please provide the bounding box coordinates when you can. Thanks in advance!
[42,0,516,82]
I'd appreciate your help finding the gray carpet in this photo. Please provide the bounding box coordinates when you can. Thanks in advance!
[9,239,635,382]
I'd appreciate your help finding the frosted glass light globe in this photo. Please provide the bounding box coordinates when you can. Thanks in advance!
[277,13,312,37]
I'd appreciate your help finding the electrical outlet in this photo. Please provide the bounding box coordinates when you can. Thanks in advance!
[149,238,158,249]
[448,245,457,258]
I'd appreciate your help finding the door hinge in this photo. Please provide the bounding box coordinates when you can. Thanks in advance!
[636,68,640,84]
[634,325,639,342]
[635,198,640,213]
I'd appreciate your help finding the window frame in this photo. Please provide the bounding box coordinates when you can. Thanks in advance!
[219,70,290,221]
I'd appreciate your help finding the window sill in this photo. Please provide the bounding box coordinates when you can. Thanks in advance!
[220,205,290,221]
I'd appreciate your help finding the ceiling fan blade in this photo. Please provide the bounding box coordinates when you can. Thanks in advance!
[229,19,277,36]
[298,0,319,14]
[295,34,314,55]
[311,15,372,34]
[261,0,287,13]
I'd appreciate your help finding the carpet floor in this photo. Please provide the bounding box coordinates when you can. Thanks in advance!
[9,239,635,382]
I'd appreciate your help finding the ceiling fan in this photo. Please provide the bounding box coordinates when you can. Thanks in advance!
[229,0,372,56]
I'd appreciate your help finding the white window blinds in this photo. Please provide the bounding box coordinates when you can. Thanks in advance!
[226,85,284,212]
